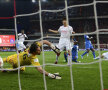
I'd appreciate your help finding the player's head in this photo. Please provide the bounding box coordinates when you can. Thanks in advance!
[21,30,24,34]
[62,17,67,26]
[74,41,78,45]
[29,42,41,55]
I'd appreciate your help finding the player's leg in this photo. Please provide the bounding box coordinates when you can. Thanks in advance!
[81,43,90,59]
[64,51,68,62]
[81,49,90,59]
[22,43,26,51]
[90,45,96,59]
[0,57,3,68]
[3,56,14,64]
[65,41,72,64]
[17,42,25,53]
[72,55,78,62]
[55,39,64,64]
[87,53,89,57]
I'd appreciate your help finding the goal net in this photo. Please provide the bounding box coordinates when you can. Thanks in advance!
[0,0,108,90]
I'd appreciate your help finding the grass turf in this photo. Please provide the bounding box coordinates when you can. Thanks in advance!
[0,51,108,90]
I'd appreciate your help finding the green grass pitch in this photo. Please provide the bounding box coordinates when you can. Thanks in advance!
[0,51,108,90]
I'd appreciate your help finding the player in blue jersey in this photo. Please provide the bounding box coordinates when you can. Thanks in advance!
[72,41,79,62]
[81,35,96,59]
[64,38,79,62]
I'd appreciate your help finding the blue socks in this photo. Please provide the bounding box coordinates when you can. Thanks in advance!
[92,51,96,58]
[82,51,96,58]
[81,51,88,56]
[64,52,68,62]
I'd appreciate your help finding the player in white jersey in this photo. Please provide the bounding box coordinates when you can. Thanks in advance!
[95,52,108,60]
[49,18,75,64]
[17,30,28,53]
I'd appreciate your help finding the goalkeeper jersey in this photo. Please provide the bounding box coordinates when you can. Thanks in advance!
[3,48,40,68]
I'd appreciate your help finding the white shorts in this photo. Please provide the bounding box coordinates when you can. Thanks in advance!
[17,42,26,51]
[57,38,71,51]
[102,52,108,59]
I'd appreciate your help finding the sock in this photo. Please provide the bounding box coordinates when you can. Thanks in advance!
[64,53,67,62]
[68,55,71,65]
[87,53,89,57]
[56,55,59,62]
[81,51,88,56]
[92,51,96,58]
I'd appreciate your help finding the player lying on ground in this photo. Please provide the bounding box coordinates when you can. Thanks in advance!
[0,40,61,79]
[81,35,96,59]
[95,52,108,60]
[17,30,28,53]
[64,40,79,63]
[49,17,75,64]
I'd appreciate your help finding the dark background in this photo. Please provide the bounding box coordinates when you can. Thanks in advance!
[0,0,108,48]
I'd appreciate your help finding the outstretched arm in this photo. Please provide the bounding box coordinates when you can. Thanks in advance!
[87,37,93,40]
[38,40,60,54]
[72,31,75,34]
[36,67,61,79]
[36,67,49,76]
[38,40,52,46]
[49,29,59,34]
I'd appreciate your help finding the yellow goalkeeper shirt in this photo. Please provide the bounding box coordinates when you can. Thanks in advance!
[3,48,40,68]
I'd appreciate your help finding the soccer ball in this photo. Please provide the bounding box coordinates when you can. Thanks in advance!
[0,57,3,68]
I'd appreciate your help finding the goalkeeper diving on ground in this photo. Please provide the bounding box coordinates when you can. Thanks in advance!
[0,40,61,79]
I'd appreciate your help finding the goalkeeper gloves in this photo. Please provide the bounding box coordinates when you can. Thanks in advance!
[50,44,60,55]
[48,73,61,79]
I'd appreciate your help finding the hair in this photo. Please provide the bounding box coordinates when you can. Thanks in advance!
[29,42,39,54]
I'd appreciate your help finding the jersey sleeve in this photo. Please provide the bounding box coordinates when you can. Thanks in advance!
[58,26,61,33]
[85,35,89,39]
[70,26,73,34]
[84,35,89,39]
[31,58,40,66]
[24,34,28,38]
[18,33,21,36]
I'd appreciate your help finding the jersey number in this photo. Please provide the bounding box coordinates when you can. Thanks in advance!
[23,54,28,60]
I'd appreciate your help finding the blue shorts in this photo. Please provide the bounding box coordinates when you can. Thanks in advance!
[85,43,93,50]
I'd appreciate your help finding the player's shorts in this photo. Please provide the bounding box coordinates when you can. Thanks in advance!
[57,38,71,51]
[85,43,93,50]
[102,52,108,59]
[17,42,26,51]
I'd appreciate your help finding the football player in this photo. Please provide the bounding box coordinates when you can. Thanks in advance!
[81,35,96,59]
[0,40,61,79]
[49,18,75,64]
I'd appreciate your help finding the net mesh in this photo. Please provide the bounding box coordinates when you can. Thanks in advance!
[0,0,108,90]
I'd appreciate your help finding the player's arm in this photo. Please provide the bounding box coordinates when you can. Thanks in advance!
[18,33,22,37]
[89,37,93,40]
[24,34,28,39]
[87,36,93,40]
[49,29,59,34]
[72,31,75,34]
[36,66,61,79]
[38,40,60,54]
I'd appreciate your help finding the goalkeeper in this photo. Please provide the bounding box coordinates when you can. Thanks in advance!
[0,40,61,79]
